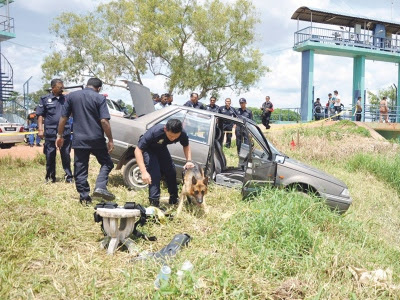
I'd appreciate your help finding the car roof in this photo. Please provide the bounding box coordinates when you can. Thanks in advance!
[135,104,244,124]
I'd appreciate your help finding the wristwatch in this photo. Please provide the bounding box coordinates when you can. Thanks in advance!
[57,133,63,138]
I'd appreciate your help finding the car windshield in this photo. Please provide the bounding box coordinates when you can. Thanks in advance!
[0,117,8,123]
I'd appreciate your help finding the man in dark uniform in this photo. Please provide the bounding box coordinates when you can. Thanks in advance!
[206,96,219,112]
[217,98,237,148]
[134,119,194,208]
[56,78,115,205]
[261,96,273,129]
[235,98,253,154]
[37,79,73,183]
[183,92,206,110]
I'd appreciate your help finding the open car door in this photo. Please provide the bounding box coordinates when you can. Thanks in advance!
[242,119,277,199]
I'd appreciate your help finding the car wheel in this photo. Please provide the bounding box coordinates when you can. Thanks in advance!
[123,159,148,190]
[0,143,14,149]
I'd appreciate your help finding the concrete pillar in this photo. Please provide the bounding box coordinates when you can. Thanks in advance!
[397,64,400,123]
[300,50,314,122]
[352,55,365,121]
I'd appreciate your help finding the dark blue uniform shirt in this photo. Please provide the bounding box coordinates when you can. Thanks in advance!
[36,93,70,140]
[217,105,238,118]
[183,100,207,110]
[206,104,219,112]
[261,101,273,115]
[62,88,110,149]
[138,124,189,152]
[237,107,253,120]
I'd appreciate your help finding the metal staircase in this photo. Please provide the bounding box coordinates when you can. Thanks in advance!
[1,52,13,100]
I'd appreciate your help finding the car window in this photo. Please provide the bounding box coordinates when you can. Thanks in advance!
[156,110,211,145]
[182,111,211,145]
[112,100,124,112]
[249,134,267,159]
[157,110,186,125]
[106,99,113,110]
[246,122,272,158]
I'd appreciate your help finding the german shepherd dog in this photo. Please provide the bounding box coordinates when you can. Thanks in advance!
[176,164,209,216]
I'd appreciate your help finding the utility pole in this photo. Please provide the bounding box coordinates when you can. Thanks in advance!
[23,76,33,109]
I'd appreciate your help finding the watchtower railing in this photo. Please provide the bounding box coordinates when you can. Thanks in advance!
[294,26,400,53]
[0,14,13,33]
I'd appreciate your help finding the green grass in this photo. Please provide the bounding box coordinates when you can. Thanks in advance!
[1,129,400,299]
[347,153,400,194]
[284,120,371,141]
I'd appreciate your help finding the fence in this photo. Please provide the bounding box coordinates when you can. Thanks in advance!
[294,26,400,53]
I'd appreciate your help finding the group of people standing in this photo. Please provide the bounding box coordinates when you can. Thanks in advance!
[36,78,115,205]
[314,90,343,121]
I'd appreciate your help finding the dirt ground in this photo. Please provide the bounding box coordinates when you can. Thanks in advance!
[0,143,45,159]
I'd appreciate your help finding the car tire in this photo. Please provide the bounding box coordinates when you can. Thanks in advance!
[123,159,148,190]
[0,143,15,149]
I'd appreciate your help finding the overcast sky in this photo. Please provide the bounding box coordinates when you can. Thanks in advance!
[3,0,400,108]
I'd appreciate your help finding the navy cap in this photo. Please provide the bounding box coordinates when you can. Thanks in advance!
[239,98,246,103]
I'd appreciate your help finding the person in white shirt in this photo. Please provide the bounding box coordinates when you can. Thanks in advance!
[154,94,168,110]
[333,90,341,120]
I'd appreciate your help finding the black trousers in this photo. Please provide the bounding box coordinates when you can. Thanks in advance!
[356,112,362,121]
[143,149,177,201]
[74,147,114,200]
[235,127,249,155]
[262,113,271,128]
[219,124,233,147]
[44,138,72,181]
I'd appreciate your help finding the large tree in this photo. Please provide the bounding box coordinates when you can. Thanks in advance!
[42,0,268,98]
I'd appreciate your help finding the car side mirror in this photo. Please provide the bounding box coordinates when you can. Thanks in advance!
[275,154,285,164]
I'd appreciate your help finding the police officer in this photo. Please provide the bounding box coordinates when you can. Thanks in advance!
[134,119,194,208]
[261,96,273,129]
[206,96,219,112]
[183,92,207,109]
[37,79,72,183]
[56,78,115,205]
[217,98,237,148]
[235,98,253,154]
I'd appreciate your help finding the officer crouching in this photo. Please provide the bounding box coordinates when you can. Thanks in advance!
[134,119,194,207]
[37,79,73,183]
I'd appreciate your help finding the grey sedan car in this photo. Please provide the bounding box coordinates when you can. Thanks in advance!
[109,83,352,212]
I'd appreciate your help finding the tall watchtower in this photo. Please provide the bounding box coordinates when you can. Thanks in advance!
[0,0,15,115]
[292,6,400,122]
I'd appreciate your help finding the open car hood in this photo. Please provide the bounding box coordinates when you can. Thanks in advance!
[125,81,155,117]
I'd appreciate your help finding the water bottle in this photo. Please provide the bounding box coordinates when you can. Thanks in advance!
[177,260,194,283]
[154,265,171,289]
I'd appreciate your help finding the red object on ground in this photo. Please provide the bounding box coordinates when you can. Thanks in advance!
[290,138,296,150]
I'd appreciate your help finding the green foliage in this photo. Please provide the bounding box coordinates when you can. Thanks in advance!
[368,85,396,106]
[43,0,268,98]
[249,107,300,124]
[348,153,400,194]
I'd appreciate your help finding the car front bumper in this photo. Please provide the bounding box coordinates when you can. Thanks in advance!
[320,192,352,212]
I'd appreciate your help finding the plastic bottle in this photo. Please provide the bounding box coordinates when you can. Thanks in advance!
[177,260,194,283]
[154,265,171,289]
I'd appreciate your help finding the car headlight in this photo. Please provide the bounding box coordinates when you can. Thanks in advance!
[340,188,350,197]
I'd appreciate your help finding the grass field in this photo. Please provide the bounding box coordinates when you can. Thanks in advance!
[1,121,400,299]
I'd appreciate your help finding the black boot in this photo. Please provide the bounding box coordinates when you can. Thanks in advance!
[169,194,179,205]
[149,198,160,207]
